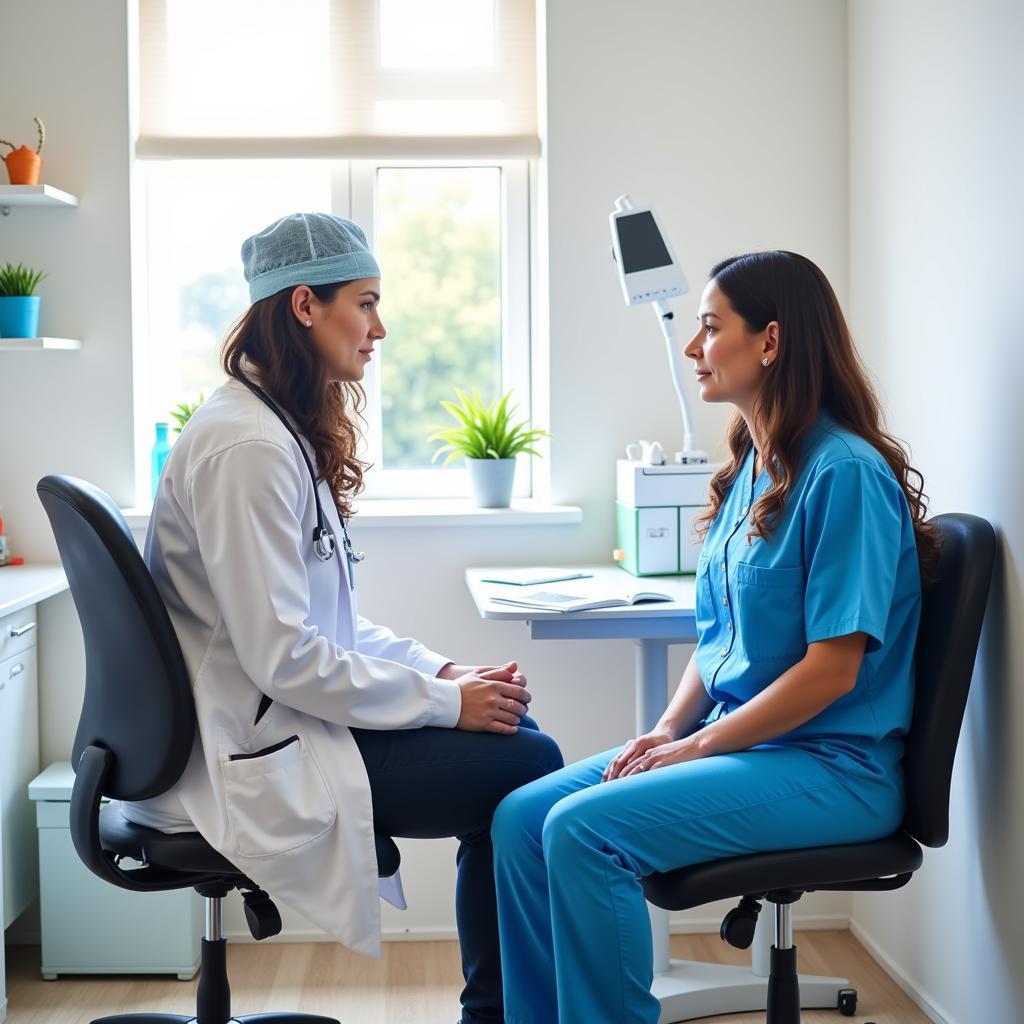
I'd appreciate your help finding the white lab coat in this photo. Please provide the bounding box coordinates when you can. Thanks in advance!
[121,372,462,956]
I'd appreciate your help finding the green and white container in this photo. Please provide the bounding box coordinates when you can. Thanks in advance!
[615,459,717,576]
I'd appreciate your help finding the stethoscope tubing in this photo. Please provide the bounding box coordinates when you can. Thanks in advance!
[239,376,365,577]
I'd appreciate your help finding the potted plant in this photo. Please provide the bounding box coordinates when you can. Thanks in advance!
[170,393,206,434]
[1,117,45,186]
[0,263,46,339]
[427,389,551,508]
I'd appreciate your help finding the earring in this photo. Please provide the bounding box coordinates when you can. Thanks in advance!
[762,358,770,367]
[305,319,313,328]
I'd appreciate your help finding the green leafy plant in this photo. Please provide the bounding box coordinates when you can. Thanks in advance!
[427,389,552,466]
[169,393,206,434]
[0,262,46,297]
[0,116,45,156]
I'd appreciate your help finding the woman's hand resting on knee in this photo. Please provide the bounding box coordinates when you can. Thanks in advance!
[452,662,532,735]
[602,727,678,781]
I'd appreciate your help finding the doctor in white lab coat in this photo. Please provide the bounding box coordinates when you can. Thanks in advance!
[120,213,563,1024]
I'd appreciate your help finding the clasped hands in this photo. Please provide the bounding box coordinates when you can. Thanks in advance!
[439,661,531,735]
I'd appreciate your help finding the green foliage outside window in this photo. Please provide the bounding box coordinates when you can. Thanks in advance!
[376,167,503,468]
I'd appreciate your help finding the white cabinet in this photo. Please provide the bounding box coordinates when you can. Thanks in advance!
[31,765,201,979]
[0,788,5,1024]
[0,603,41,1024]
[0,613,40,928]
[0,571,68,1024]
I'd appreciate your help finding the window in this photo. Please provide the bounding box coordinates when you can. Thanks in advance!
[134,0,538,505]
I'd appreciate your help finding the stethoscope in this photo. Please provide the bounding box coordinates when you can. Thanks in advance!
[239,376,365,582]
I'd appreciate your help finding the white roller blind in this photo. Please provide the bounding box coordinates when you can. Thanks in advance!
[137,0,539,158]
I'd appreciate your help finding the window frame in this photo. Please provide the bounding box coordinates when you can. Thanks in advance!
[131,156,533,506]
[349,157,532,499]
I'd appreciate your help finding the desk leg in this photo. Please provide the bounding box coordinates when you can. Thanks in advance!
[634,639,672,975]
[633,640,850,1023]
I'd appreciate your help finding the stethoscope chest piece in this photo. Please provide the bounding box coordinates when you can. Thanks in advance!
[314,526,336,562]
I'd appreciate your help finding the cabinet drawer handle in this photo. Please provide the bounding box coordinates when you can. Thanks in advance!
[9,622,36,638]
[8,662,25,679]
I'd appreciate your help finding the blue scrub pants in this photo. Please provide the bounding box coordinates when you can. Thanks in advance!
[491,736,904,1024]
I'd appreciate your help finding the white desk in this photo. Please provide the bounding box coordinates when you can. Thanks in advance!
[467,566,698,750]
[0,564,69,1024]
[466,566,849,1023]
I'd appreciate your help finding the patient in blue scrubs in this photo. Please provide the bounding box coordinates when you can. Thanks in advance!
[491,250,942,1024]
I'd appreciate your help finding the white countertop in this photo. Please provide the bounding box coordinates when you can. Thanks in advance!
[0,564,69,618]
[28,761,78,801]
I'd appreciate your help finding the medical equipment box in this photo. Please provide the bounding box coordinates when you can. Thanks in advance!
[615,460,716,576]
[29,762,202,980]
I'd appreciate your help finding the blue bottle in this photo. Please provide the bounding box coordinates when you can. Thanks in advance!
[151,422,172,501]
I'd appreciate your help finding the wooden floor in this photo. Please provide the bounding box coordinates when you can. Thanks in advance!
[4,930,931,1023]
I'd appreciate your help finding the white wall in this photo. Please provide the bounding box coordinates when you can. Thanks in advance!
[3,0,852,943]
[541,0,850,529]
[847,2,1024,1022]
[0,2,137,542]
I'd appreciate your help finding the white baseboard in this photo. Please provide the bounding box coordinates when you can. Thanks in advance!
[849,920,950,1024]
[224,924,463,943]
[224,913,851,944]
[670,912,850,935]
[379,926,461,942]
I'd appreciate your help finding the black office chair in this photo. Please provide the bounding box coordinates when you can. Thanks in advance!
[642,512,996,1024]
[37,473,403,1024]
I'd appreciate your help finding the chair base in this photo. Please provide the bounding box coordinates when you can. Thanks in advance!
[651,957,850,1023]
[90,1014,340,1024]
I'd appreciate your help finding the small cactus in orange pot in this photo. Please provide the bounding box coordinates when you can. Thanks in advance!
[1,117,46,186]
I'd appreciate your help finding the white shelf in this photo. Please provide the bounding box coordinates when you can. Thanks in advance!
[0,337,81,351]
[0,184,78,208]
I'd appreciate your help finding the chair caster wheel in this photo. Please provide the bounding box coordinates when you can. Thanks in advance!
[838,987,858,1016]
[242,887,283,940]
[719,895,762,950]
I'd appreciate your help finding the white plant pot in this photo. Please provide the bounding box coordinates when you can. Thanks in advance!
[466,458,516,508]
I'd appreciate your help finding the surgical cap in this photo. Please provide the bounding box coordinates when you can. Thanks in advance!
[241,212,381,304]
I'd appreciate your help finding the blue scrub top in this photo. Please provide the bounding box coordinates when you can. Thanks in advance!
[694,412,922,744]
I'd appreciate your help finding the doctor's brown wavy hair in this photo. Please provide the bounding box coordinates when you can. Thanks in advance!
[693,251,941,585]
[222,282,369,519]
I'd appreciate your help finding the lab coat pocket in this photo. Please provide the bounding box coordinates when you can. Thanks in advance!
[734,561,806,661]
[221,731,337,859]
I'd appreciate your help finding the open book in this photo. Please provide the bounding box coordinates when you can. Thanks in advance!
[490,588,673,613]
[478,567,594,586]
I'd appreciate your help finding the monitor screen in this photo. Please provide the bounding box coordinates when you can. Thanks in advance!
[616,211,673,273]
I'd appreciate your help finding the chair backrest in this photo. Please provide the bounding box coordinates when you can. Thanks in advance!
[36,474,195,801]
[903,512,996,847]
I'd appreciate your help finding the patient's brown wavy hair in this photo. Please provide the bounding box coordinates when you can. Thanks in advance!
[222,283,369,519]
[693,251,941,585]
